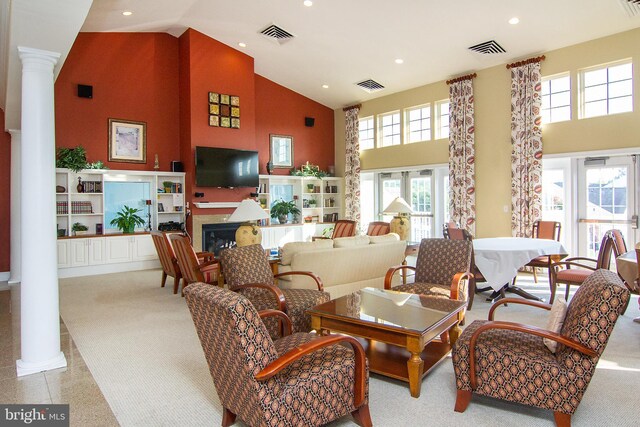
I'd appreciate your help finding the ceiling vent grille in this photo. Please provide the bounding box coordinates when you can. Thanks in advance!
[356,79,385,93]
[259,24,295,44]
[618,0,640,17]
[468,40,506,54]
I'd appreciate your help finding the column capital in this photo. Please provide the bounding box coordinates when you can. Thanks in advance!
[17,46,60,67]
[8,129,21,137]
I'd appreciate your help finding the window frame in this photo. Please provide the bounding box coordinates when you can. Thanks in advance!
[541,72,571,124]
[578,58,633,119]
[358,116,375,151]
[435,100,450,140]
[404,103,432,144]
[377,110,402,147]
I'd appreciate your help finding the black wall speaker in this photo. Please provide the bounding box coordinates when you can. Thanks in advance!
[304,117,315,127]
[77,84,93,99]
[171,161,184,172]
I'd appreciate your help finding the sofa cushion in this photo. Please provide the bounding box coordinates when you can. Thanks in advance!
[333,235,370,248]
[368,233,400,244]
[280,239,334,265]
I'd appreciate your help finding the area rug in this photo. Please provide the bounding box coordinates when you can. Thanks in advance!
[59,270,640,426]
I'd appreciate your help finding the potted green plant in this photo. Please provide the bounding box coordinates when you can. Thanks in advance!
[270,199,300,225]
[109,205,146,234]
[56,146,87,172]
[163,181,173,193]
[71,222,88,236]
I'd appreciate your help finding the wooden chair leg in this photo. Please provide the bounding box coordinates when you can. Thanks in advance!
[351,404,373,427]
[564,283,571,301]
[454,389,472,413]
[553,411,571,427]
[221,408,236,427]
[467,278,475,310]
[172,276,180,294]
[161,271,167,288]
[532,267,538,283]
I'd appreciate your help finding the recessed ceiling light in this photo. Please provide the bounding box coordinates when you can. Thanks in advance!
[508,17,520,25]
[395,58,404,64]
[122,11,133,16]
[304,1,313,7]
[238,42,247,48]
[322,84,329,89]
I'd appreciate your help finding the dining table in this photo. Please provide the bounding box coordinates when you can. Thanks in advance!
[615,249,640,323]
[473,237,568,302]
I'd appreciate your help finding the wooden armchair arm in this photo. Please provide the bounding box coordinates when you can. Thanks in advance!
[196,251,214,262]
[488,298,552,320]
[551,260,597,273]
[384,265,416,289]
[552,257,597,270]
[255,335,367,407]
[450,272,473,301]
[232,283,287,311]
[467,321,598,389]
[258,309,292,337]
[274,271,325,291]
[197,259,219,270]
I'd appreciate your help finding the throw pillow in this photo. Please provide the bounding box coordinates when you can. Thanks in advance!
[543,297,568,353]
[333,235,370,248]
[369,233,400,244]
[280,239,333,265]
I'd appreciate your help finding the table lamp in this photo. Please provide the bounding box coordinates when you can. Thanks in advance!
[383,196,413,241]
[228,199,269,247]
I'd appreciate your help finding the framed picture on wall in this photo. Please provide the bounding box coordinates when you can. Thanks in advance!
[270,134,293,168]
[108,118,147,163]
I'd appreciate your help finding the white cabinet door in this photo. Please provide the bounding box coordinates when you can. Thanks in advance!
[70,239,89,267]
[88,238,105,265]
[105,236,133,264]
[57,240,70,268]
[132,235,157,261]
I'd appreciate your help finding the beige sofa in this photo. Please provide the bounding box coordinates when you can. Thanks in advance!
[277,234,407,299]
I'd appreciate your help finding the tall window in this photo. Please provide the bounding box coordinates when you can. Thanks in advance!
[435,100,450,139]
[541,73,571,124]
[405,104,431,143]
[359,117,374,150]
[378,111,401,147]
[580,60,633,118]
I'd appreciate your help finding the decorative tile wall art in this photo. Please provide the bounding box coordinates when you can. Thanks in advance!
[208,92,240,128]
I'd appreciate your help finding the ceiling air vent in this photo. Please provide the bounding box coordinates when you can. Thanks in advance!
[356,79,385,93]
[259,24,295,44]
[468,40,506,54]
[618,0,640,17]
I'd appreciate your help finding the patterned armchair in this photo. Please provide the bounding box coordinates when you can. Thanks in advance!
[452,269,629,427]
[384,238,472,322]
[185,283,372,427]
[220,244,330,337]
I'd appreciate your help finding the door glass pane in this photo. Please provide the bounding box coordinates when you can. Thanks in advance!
[360,173,375,232]
[381,178,401,223]
[410,176,432,241]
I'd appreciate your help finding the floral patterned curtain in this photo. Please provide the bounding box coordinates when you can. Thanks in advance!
[344,106,361,225]
[510,62,543,237]
[448,79,476,235]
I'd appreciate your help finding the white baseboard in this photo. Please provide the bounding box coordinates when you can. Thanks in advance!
[57,260,161,279]
[0,271,9,290]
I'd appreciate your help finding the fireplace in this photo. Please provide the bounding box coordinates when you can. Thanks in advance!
[202,223,240,255]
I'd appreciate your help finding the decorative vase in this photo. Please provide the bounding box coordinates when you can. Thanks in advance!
[124,224,135,234]
[77,177,84,193]
[266,161,273,175]
[278,215,288,224]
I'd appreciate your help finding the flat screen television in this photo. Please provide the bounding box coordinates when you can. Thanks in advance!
[195,146,260,188]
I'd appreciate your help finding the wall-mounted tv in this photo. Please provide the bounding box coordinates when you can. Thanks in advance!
[195,146,260,188]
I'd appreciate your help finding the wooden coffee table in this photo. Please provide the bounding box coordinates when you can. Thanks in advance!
[308,288,466,398]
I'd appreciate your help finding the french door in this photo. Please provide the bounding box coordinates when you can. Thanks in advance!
[577,155,638,258]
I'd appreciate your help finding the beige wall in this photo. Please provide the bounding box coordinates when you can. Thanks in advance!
[334,27,640,237]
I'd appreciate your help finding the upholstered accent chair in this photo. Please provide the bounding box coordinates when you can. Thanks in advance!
[313,220,357,241]
[452,269,629,427]
[524,220,562,284]
[442,227,485,310]
[219,244,330,337]
[151,231,214,294]
[550,230,615,303]
[169,234,220,295]
[366,221,391,236]
[384,238,472,322]
[185,283,372,427]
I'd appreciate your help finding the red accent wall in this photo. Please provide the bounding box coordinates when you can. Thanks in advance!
[55,33,180,171]
[0,109,11,271]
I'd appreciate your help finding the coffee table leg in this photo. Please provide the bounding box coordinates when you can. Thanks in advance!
[406,337,424,398]
[449,323,462,345]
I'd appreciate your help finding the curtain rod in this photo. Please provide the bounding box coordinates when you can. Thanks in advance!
[506,55,546,69]
[446,73,477,85]
[342,104,362,112]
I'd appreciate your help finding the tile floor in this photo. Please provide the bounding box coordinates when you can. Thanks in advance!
[0,284,118,426]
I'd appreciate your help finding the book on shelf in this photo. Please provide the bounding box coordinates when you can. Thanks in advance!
[56,202,68,214]
[82,180,102,193]
[171,182,182,193]
[70,201,93,214]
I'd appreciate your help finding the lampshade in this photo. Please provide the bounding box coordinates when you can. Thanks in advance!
[383,197,413,215]
[228,199,269,222]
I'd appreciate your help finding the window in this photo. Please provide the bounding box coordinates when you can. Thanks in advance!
[405,104,431,143]
[541,74,571,123]
[378,111,401,147]
[580,60,633,119]
[359,117,374,150]
[435,100,450,139]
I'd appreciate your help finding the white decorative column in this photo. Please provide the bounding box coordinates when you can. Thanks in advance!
[16,46,67,376]
[8,130,21,285]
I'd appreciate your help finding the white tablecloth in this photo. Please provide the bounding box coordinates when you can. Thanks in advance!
[616,250,638,290]
[473,237,568,291]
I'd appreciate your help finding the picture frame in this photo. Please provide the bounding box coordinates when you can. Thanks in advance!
[108,118,146,163]
[270,134,294,168]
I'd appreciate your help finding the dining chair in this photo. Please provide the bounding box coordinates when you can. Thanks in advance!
[443,226,486,310]
[185,283,372,427]
[366,221,391,236]
[550,229,615,303]
[169,234,220,296]
[524,220,561,284]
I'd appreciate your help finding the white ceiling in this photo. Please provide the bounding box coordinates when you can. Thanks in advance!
[45,1,640,109]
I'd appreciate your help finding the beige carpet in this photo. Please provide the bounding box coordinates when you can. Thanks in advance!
[59,270,640,426]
